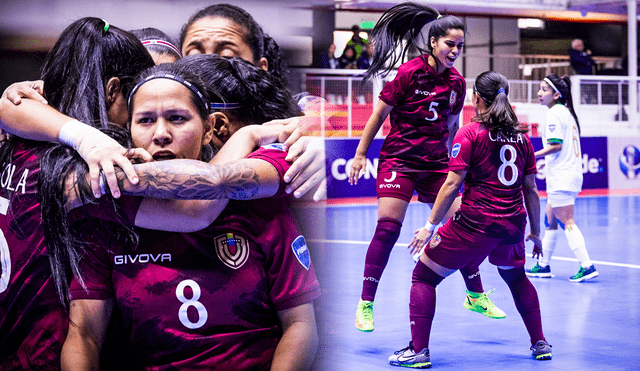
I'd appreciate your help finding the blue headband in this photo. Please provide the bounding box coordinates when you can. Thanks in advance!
[497,88,505,95]
[128,72,210,114]
[210,102,241,110]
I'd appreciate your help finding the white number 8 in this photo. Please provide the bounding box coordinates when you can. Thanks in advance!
[176,279,208,329]
[498,145,518,186]
[0,229,10,294]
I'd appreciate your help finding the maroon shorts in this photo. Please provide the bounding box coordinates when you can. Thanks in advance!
[425,219,526,270]
[376,171,448,203]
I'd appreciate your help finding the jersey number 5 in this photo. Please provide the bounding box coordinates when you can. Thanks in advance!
[498,145,519,186]
[176,279,208,329]
[425,102,439,121]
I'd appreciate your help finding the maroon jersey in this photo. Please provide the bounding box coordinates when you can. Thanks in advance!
[70,198,320,370]
[378,55,466,173]
[449,122,537,239]
[0,140,67,371]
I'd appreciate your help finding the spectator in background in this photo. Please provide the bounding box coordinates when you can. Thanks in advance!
[320,44,339,69]
[357,44,373,70]
[568,38,595,75]
[338,45,358,69]
[347,25,368,60]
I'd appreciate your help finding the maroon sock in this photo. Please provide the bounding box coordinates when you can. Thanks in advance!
[498,267,546,345]
[460,265,483,293]
[361,218,402,302]
[409,260,444,353]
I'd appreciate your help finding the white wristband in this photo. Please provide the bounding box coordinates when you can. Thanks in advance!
[424,221,437,231]
[58,119,87,149]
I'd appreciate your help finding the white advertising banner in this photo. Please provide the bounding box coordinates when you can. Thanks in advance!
[607,137,640,190]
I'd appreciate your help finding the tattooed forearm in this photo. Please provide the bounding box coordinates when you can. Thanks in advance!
[115,159,261,200]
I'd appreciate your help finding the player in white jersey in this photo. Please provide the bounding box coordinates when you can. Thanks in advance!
[526,74,598,282]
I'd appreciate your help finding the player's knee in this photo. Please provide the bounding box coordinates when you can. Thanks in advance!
[498,266,526,284]
[413,260,444,287]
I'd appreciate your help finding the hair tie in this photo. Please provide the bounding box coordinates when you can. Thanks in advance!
[543,77,563,98]
[128,72,209,114]
[141,39,183,57]
[436,15,443,19]
[497,88,505,95]
[102,19,110,33]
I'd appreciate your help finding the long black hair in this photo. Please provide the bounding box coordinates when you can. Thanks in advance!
[180,4,289,85]
[471,71,526,137]
[42,18,154,129]
[544,74,581,134]
[363,2,465,82]
[177,54,302,127]
[0,17,154,309]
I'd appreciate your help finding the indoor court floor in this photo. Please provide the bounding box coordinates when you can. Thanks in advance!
[310,194,640,371]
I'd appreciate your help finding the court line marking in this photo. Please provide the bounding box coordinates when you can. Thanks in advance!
[308,239,640,270]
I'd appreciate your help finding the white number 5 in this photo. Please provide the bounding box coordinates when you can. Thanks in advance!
[425,102,439,121]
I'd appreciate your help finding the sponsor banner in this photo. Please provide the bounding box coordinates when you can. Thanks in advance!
[530,137,608,191]
[607,137,640,189]
[326,137,609,199]
[326,138,383,198]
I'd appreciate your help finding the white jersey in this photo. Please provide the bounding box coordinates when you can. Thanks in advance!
[542,104,583,193]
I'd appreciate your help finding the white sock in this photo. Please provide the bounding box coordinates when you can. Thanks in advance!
[565,224,592,267]
[540,229,559,267]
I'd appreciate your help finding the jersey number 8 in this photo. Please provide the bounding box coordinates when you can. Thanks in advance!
[176,279,208,329]
[498,144,518,186]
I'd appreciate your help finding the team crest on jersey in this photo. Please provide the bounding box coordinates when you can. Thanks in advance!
[261,143,286,151]
[548,123,556,132]
[214,233,250,269]
[449,91,457,106]
[291,235,311,270]
[429,233,442,249]
[451,143,461,158]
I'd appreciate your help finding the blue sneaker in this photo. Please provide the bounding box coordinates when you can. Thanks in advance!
[569,265,598,282]
[530,340,552,360]
[526,263,552,278]
[389,342,431,369]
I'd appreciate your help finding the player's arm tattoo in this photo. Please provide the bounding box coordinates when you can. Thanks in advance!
[115,159,261,200]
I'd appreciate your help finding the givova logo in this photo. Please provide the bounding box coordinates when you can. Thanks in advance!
[619,145,640,180]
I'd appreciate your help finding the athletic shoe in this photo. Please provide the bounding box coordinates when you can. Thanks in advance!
[530,340,552,360]
[463,289,506,319]
[526,263,552,278]
[388,342,431,368]
[355,300,374,332]
[569,265,598,282]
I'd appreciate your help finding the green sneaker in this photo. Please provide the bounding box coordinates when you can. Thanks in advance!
[526,263,552,278]
[569,265,598,282]
[355,300,374,332]
[531,340,552,360]
[463,289,506,319]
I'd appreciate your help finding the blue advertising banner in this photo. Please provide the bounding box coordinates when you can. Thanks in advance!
[606,137,640,189]
[326,137,608,199]
[327,138,383,199]
[530,137,608,191]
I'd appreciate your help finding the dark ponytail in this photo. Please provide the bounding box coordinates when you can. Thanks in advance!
[363,2,465,82]
[471,71,525,137]
[544,74,581,134]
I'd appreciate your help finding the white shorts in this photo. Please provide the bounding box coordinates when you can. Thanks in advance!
[547,190,579,208]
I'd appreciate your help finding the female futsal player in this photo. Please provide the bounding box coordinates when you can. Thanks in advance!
[130,27,182,64]
[389,71,550,368]
[61,62,320,371]
[348,2,503,332]
[526,74,598,282]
